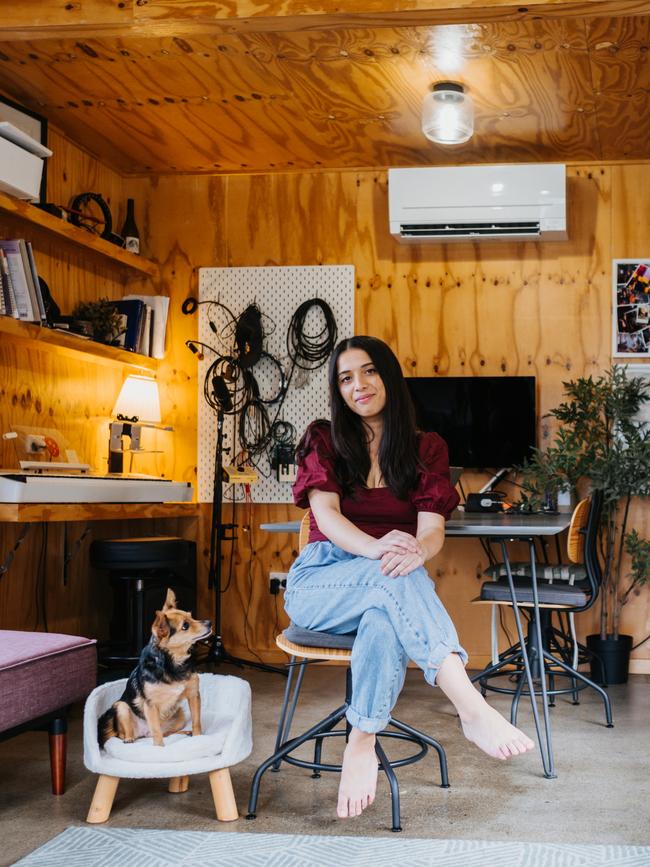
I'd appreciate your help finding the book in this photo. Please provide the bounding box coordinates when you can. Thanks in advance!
[122,293,169,358]
[19,239,46,322]
[0,249,18,317]
[24,242,47,321]
[108,299,145,351]
[140,305,153,356]
[0,239,35,321]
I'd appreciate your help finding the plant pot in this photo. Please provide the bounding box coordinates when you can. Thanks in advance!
[586,634,633,685]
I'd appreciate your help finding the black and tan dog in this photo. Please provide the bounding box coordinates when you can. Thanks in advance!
[98,589,212,748]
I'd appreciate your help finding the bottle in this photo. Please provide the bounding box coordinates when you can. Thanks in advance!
[121,199,140,254]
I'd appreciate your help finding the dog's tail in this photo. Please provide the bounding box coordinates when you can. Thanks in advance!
[97,706,118,748]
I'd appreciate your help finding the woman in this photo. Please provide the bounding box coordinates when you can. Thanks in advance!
[284,335,534,820]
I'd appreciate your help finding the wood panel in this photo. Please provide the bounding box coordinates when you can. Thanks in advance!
[0,15,648,174]
[146,162,648,669]
[0,126,200,637]
[3,1,649,38]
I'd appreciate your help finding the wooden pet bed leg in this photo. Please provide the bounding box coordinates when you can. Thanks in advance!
[168,776,190,793]
[208,768,238,821]
[86,775,120,824]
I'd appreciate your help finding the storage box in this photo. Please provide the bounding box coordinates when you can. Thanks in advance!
[0,135,44,201]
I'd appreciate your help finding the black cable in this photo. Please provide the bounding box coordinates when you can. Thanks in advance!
[286,298,338,371]
[632,633,650,651]
[254,351,287,405]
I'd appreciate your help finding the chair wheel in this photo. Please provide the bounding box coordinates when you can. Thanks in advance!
[441,783,451,789]
[480,688,487,697]
[391,826,403,833]
[606,723,614,728]
[311,772,321,779]
[245,813,256,820]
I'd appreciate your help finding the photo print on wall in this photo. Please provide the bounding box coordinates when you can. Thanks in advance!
[613,259,650,358]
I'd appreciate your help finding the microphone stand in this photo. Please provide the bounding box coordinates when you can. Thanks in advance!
[205,402,285,676]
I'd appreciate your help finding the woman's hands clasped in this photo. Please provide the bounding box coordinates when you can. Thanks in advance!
[365,531,426,578]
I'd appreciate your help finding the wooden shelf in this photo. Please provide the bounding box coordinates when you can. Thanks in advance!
[0,315,158,372]
[0,190,159,279]
[0,501,200,523]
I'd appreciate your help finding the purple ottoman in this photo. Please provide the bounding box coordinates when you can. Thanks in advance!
[0,630,97,794]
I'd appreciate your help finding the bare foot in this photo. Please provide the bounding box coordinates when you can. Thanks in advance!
[460,701,535,760]
[337,730,378,818]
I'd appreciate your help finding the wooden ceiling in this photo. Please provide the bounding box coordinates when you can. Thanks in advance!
[0,1,649,174]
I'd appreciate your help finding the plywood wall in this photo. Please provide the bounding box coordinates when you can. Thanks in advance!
[2,149,648,672]
[0,127,195,635]
[145,163,649,671]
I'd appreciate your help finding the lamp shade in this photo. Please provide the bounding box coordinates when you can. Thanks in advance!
[112,375,161,423]
[422,82,474,145]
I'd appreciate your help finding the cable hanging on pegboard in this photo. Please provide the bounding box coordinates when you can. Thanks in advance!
[192,266,354,503]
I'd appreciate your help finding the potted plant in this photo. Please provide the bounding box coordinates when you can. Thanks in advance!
[518,366,650,683]
[71,297,124,344]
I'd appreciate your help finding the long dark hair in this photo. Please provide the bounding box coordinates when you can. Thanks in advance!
[325,335,419,499]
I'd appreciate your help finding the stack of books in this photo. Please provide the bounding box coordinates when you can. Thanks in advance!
[0,238,46,322]
[109,294,169,358]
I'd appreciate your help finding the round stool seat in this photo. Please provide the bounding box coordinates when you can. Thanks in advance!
[90,537,193,571]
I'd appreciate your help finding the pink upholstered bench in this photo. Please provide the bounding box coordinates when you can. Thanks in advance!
[0,630,97,794]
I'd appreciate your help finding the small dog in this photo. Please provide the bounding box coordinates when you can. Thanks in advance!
[98,588,212,748]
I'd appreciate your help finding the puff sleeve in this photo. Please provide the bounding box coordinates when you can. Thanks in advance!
[292,422,342,509]
[411,432,460,520]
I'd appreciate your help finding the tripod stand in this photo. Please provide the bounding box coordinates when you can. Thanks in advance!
[205,402,285,676]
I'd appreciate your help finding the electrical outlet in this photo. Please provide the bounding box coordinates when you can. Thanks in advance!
[277,463,297,483]
[269,571,288,594]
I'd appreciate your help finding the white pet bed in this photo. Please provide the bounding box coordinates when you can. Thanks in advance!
[83,673,252,823]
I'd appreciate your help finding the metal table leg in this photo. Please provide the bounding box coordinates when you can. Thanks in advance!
[500,538,556,779]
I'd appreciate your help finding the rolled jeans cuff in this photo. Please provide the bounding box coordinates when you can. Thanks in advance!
[345,706,389,734]
[425,642,469,686]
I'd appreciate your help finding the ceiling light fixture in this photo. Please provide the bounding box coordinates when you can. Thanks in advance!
[422,82,474,145]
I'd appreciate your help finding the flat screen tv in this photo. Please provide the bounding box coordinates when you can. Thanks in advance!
[405,376,536,469]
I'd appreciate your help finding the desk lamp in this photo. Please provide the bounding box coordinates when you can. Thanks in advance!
[109,375,164,474]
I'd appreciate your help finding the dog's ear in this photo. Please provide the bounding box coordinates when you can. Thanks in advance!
[152,611,170,640]
[162,588,177,611]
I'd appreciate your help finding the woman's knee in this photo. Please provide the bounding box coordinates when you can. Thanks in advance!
[355,609,406,658]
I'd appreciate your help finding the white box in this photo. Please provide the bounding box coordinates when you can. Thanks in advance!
[0,136,44,201]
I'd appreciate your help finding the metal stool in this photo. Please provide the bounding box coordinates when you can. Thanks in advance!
[246,625,449,832]
[90,536,196,666]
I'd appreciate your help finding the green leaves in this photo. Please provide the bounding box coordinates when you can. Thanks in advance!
[517,366,649,637]
[624,529,650,590]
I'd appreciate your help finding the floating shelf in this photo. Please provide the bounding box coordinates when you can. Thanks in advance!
[0,316,158,372]
[0,501,200,523]
[0,190,159,279]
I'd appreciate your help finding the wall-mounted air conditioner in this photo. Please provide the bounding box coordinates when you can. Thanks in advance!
[388,163,567,243]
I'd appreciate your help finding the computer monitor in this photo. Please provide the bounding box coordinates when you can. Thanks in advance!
[406,376,536,469]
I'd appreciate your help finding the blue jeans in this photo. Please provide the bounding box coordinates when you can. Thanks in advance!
[284,541,468,734]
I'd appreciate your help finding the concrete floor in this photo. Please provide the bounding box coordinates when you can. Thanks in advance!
[1,666,649,865]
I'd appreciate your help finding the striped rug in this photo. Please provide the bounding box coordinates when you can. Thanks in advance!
[15,827,650,866]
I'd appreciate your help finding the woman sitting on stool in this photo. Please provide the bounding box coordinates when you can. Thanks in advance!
[285,335,534,821]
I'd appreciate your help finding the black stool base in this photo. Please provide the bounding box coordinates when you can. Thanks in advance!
[247,663,449,832]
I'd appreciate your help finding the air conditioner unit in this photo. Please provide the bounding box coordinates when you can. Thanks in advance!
[388,164,567,243]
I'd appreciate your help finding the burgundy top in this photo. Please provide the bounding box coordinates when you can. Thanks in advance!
[293,422,460,544]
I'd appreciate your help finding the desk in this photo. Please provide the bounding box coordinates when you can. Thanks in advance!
[0,502,201,635]
[261,510,572,778]
[0,502,200,524]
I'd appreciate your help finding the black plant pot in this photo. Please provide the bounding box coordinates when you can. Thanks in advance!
[586,633,633,685]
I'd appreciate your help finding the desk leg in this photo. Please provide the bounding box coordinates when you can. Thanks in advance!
[500,540,556,779]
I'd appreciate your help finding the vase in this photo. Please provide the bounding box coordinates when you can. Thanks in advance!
[586,633,633,685]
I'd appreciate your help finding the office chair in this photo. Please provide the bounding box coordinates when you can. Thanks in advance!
[247,513,449,832]
[472,492,613,728]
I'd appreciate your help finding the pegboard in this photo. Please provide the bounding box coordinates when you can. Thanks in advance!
[197,266,355,503]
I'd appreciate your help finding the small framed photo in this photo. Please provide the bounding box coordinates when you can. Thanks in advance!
[0,96,49,205]
[612,259,650,358]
